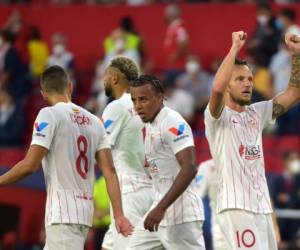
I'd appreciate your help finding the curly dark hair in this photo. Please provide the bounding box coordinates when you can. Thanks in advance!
[131,74,164,94]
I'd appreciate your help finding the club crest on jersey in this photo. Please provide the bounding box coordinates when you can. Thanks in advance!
[34,122,48,132]
[239,144,261,160]
[103,119,113,129]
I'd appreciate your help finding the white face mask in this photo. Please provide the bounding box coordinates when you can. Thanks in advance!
[257,15,269,25]
[186,61,200,74]
[53,44,65,56]
[288,159,300,174]
[114,39,125,51]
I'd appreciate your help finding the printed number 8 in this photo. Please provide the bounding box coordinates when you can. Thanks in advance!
[76,135,89,179]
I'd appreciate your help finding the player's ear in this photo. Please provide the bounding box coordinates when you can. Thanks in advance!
[67,82,73,97]
[40,90,48,101]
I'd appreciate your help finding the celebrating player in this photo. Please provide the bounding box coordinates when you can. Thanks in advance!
[205,31,300,250]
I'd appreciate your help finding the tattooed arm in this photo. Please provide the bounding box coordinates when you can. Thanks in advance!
[272,34,300,119]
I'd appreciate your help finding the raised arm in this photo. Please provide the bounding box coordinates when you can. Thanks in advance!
[272,33,300,119]
[209,31,247,118]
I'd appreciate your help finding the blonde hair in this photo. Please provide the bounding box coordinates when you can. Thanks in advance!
[109,56,139,82]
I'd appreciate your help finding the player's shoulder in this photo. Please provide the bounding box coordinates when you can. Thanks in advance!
[164,107,188,125]
[248,100,273,112]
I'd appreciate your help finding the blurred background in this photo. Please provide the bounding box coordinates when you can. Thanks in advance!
[0,0,300,249]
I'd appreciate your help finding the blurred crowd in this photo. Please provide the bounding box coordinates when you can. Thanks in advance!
[1,1,300,149]
[0,0,300,5]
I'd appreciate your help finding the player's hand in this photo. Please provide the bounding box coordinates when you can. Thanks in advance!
[144,206,166,232]
[285,33,300,55]
[232,31,247,51]
[115,215,134,237]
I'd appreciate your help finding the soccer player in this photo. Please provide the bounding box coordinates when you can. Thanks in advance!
[0,65,133,250]
[128,74,205,250]
[100,57,153,250]
[195,159,226,250]
[205,31,300,250]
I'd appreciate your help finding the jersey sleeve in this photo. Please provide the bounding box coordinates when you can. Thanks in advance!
[101,102,126,147]
[96,118,111,151]
[252,100,275,129]
[163,114,194,155]
[204,104,226,142]
[31,107,57,150]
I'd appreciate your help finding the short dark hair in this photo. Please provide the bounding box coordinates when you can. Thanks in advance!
[109,57,139,83]
[280,8,296,22]
[235,58,248,66]
[41,65,68,94]
[131,74,164,94]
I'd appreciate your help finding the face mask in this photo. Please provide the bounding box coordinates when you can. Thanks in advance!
[186,61,200,74]
[275,19,284,31]
[53,44,65,56]
[114,39,125,51]
[288,159,300,174]
[257,15,269,25]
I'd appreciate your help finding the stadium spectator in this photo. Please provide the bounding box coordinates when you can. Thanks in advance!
[102,28,140,67]
[163,4,189,83]
[247,47,273,100]
[273,151,300,246]
[176,55,213,112]
[128,74,205,250]
[27,26,49,80]
[0,29,31,101]
[164,78,195,124]
[0,65,133,250]
[0,89,25,147]
[205,31,300,250]
[48,32,75,84]
[247,1,282,67]
[276,8,300,37]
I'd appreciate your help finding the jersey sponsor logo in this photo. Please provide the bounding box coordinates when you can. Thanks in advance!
[34,122,48,132]
[103,119,113,129]
[70,113,91,126]
[168,124,189,142]
[239,144,261,160]
[168,124,185,136]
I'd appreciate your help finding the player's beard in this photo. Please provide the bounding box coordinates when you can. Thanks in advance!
[230,93,252,106]
[104,85,112,97]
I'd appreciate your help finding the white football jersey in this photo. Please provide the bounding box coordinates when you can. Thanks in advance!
[204,100,274,214]
[144,106,204,226]
[102,93,152,194]
[195,159,218,215]
[31,102,110,227]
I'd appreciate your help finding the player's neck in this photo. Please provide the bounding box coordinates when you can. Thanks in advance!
[113,85,129,100]
[225,98,245,113]
[48,95,71,106]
